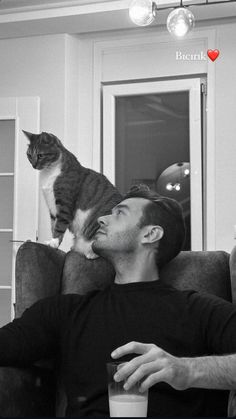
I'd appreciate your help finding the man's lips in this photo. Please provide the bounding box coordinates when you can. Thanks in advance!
[96,229,106,235]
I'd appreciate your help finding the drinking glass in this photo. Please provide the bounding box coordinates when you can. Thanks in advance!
[107,361,148,417]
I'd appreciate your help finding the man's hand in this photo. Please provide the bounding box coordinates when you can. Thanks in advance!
[111,342,236,392]
[111,341,191,393]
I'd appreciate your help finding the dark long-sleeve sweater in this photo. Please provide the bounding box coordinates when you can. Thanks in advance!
[0,280,236,416]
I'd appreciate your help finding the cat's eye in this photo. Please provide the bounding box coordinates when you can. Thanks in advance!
[38,154,44,159]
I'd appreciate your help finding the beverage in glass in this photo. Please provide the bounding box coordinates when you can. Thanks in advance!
[107,362,148,417]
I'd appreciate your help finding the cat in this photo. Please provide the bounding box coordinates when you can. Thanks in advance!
[23,130,122,259]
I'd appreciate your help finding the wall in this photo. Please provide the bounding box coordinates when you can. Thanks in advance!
[215,22,236,251]
[0,19,235,253]
[0,33,79,250]
[77,20,236,253]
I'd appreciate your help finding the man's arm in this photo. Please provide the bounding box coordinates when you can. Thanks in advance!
[111,342,236,392]
[0,296,63,366]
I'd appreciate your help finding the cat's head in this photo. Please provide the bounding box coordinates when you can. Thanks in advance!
[23,130,63,170]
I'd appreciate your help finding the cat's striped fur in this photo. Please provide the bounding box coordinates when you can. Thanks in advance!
[23,130,122,258]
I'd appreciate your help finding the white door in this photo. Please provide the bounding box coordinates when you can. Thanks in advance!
[0,97,40,324]
[103,79,202,251]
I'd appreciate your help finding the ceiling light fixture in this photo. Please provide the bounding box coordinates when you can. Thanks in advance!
[129,0,236,37]
[167,3,195,37]
[129,0,155,26]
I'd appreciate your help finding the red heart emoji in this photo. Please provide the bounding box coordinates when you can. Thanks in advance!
[207,49,220,62]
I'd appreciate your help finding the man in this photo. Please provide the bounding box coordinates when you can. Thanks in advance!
[0,185,236,416]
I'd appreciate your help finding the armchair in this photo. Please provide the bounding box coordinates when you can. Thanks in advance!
[0,241,235,416]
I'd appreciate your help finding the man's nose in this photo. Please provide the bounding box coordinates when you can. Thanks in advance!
[97,215,108,226]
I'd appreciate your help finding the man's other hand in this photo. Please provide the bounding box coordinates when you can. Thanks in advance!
[111,341,191,392]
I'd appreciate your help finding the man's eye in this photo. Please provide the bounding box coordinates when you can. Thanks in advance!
[116,209,122,215]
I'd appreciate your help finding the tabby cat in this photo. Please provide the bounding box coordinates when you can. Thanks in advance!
[23,130,122,259]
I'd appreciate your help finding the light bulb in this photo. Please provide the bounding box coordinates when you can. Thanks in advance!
[167,7,195,38]
[166,183,173,191]
[129,0,155,26]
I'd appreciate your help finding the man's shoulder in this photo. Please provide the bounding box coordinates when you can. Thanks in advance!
[178,287,235,315]
[40,290,101,307]
[158,282,197,299]
[40,288,108,309]
[159,284,231,308]
[27,291,103,322]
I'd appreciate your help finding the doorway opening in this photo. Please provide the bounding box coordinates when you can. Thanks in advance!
[103,78,205,250]
[115,91,190,249]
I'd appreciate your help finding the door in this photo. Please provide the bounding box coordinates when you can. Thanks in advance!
[103,79,203,250]
[0,97,40,325]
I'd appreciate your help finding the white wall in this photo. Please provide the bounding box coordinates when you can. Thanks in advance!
[0,19,235,253]
[0,33,79,249]
[77,21,236,253]
[215,22,236,251]
[0,34,66,133]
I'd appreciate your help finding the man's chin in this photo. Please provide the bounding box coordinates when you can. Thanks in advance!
[92,241,106,257]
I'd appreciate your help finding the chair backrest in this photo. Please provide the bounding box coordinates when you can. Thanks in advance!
[160,250,232,301]
[62,249,232,301]
[15,242,66,318]
[15,242,232,319]
[230,245,236,303]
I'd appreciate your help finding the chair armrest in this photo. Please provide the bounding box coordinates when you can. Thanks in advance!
[228,390,236,417]
[15,241,66,317]
[0,366,55,416]
[230,245,236,303]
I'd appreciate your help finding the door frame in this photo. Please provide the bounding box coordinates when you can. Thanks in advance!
[103,78,203,250]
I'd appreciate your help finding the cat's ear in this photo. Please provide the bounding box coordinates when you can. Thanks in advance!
[22,130,34,142]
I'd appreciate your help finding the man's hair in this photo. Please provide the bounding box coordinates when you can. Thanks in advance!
[123,184,186,268]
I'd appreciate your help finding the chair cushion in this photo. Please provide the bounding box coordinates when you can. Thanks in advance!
[61,251,115,294]
[60,250,231,302]
[160,250,231,301]
[15,242,66,318]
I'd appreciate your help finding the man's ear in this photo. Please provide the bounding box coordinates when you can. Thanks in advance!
[141,225,164,244]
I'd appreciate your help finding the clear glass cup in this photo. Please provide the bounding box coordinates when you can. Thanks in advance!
[107,361,148,417]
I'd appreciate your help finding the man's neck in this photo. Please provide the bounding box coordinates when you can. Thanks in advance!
[113,252,159,284]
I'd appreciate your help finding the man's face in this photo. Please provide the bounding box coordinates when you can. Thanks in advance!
[92,197,149,257]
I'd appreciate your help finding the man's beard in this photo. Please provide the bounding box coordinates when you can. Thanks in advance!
[92,228,139,261]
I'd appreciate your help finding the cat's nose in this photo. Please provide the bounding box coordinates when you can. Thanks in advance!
[32,156,38,168]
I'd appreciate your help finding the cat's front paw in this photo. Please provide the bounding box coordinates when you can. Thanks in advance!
[72,237,99,259]
[45,238,60,249]
[85,248,100,260]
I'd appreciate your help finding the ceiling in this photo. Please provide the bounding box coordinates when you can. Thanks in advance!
[0,0,115,8]
[0,0,235,39]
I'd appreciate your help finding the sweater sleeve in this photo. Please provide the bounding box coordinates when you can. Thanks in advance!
[0,294,73,366]
[186,290,236,355]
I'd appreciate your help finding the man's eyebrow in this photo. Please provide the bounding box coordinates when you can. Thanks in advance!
[113,204,130,212]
